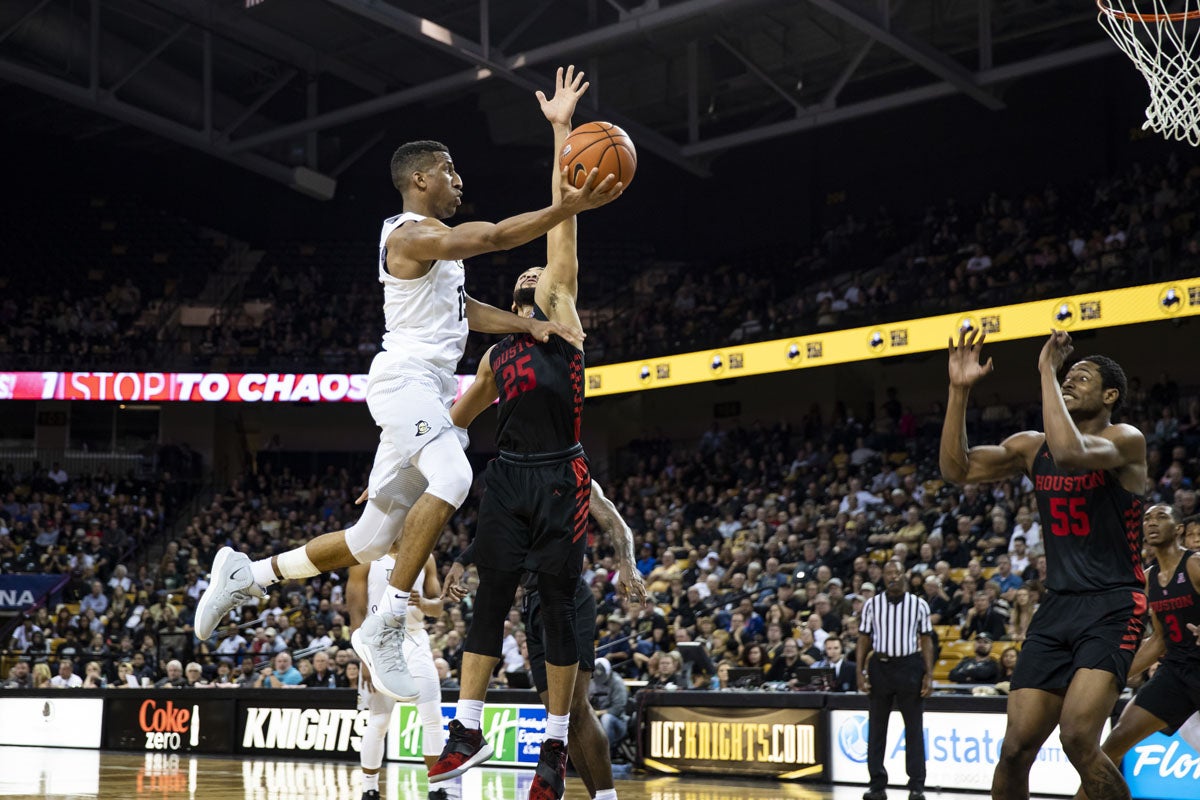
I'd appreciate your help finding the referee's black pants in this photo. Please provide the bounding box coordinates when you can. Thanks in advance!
[867,653,926,793]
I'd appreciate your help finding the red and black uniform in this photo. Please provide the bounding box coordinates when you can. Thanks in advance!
[1130,550,1200,733]
[472,304,590,577]
[1011,441,1147,690]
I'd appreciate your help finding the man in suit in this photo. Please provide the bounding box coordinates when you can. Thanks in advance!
[816,636,857,692]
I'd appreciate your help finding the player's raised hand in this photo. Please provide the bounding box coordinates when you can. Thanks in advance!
[1188,622,1200,644]
[537,65,589,127]
[947,327,994,389]
[531,317,586,349]
[1038,329,1074,375]
[559,167,624,212]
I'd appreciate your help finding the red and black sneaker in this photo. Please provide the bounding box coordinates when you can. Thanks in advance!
[428,720,493,783]
[528,738,568,800]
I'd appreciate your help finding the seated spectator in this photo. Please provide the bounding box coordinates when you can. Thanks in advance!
[961,594,1008,641]
[50,659,82,688]
[647,650,684,689]
[436,658,459,689]
[32,663,53,689]
[82,660,106,688]
[184,662,207,687]
[80,581,109,616]
[766,639,807,683]
[4,658,32,689]
[115,661,140,688]
[260,651,301,687]
[303,651,338,688]
[992,555,1023,602]
[948,635,1000,684]
[589,658,629,755]
[997,646,1019,683]
[215,623,248,655]
[155,660,187,688]
[813,637,856,692]
[10,615,40,650]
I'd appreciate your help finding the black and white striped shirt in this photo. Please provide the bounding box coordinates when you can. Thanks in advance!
[860,592,932,657]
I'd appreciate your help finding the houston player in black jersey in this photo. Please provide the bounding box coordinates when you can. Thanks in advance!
[428,67,614,800]
[1073,503,1200,799]
[940,329,1147,800]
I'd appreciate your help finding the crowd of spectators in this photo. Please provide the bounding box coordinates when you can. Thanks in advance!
[5,371,1199,757]
[7,152,1200,375]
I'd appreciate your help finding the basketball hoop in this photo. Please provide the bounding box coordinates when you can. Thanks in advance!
[1096,0,1200,145]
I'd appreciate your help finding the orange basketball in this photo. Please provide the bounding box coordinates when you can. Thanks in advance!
[559,121,637,190]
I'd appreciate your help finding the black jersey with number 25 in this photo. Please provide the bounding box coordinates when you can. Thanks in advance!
[489,305,584,455]
[1147,550,1200,667]
[1032,441,1144,594]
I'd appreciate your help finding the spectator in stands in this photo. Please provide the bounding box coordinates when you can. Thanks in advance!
[814,637,856,692]
[155,660,186,688]
[948,634,1000,684]
[215,623,248,655]
[115,661,139,688]
[82,661,106,688]
[992,555,1023,602]
[303,650,337,688]
[10,615,40,650]
[184,662,207,687]
[646,650,684,689]
[129,651,154,685]
[108,564,132,595]
[32,663,52,689]
[961,593,1008,641]
[259,651,303,688]
[50,658,82,688]
[1010,506,1041,554]
[1008,536,1031,575]
[80,581,109,615]
[766,639,807,683]
[588,657,629,755]
[4,658,32,689]
[436,658,459,689]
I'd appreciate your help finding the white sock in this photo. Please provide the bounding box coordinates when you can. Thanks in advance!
[595,790,618,800]
[546,712,569,744]
[456,699,484,730]
[380,585,409,617]
[249,558,278,588]
[362,771,379,792]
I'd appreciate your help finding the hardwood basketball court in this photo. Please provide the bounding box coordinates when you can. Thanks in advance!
[0,746,1062,800]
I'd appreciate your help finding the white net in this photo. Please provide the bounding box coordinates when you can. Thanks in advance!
[1097,0,1200,145]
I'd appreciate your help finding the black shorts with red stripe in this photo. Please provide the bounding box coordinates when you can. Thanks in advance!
[1011,588,1147,692]
[472,444,591,579]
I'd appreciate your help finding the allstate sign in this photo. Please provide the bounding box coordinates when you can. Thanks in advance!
[830,710,1109,796]
[1122,732,1200,800]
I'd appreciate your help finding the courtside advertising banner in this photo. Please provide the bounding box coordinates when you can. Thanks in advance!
[387,703,547,767]
[830,710,1111,795]
[236,694,366,760]
[641,704,825,779]
[1121,731,1200,800]
[105,695,235,753]
[0,696,104,748]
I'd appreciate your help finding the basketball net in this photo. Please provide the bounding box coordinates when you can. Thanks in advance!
[1097,0,1200,145]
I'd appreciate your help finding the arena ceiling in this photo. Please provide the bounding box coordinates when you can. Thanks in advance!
[0,0,1113,199]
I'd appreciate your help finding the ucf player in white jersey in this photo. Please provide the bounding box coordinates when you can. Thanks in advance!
[195,63,624,704]
[348,545,444,800]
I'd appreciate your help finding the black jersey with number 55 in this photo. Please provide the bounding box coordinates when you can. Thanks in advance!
[1032,441,1144,593]
[489,305,584,455]
[1147,550,1200,667]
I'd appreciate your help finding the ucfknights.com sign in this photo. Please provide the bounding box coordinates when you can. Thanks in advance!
[641,705,825,779]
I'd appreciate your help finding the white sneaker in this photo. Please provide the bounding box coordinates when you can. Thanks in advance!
[352,612,419,701]
[195,547,264,640]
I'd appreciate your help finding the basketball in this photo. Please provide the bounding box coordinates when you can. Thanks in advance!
[559,121,637,190]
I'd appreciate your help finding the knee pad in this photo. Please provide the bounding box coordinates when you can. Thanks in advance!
[464,569,523,658]
[537,572,579,667]
[412,430,472,508]
[361,711,391,769]
[345,496,409,563]
[418,700,446,757]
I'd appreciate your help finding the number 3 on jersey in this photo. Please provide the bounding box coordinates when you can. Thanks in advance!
[499,355,536,400]
[1049,497,1091,537]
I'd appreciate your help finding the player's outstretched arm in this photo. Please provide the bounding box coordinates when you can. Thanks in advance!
[940,328,1039,484]
[1038,331,1146,473]
[392,171,620,265]
[590,479,646,602]
[463,293,584,348]
[535,66,585,326]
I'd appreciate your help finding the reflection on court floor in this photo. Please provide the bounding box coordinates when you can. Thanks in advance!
[0,747,1068,800]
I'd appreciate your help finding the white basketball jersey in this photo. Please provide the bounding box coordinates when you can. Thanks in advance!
[368,554,427,631]
[377,211,469,373]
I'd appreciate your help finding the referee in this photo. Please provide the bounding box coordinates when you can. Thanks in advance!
[856,559,934,800]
